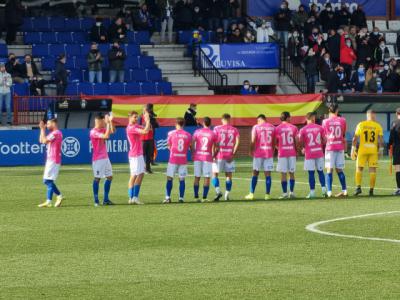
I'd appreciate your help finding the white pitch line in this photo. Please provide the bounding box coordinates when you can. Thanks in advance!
[306,211,400,244]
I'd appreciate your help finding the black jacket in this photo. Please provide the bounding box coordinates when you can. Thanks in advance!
[351,9,367,28]
[108,23,128,42]
[318,57,333,82]
[184,108,197,126]
[5,61,24,78]
[303,55,319,76]
[90,24,108,43]
[221,0,238,18]
[205,0,222,18]
[326,33,341,62]
[55,61,68,84]
[21,61,41,79]
[5,0,24,26]
[274,8,291,31]
[383,71,400,92]
[327,70,348,93]
[108,47,126,70]
[319,10,336,32]
[335,8,351,27]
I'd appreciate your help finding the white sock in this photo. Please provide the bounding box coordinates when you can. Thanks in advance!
[215,187,221,194]
[225,191,230,197]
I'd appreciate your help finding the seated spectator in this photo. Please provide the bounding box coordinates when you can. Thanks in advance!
[319,3,336,33]
[382,59,400,92]
[351,5,367,28]
[108,17,128,43]
[90,18,108,43]
[256,21,274,43]
[308,27,325,55]
[222,0,239,32]
[184,103,198,126]
[326,29,341,63]
[5,53,24,83]
[108,41,126,83]
[192,4,206,30]
[0,62,12,125]
[133,3,154,34]
[213,27,227,44]
[366,70,382,93]
[373,41,390,65]
[369,27,383,50]
[21,54,47,95]
[287,30,303,65]
[206,0,222,30]
[55,54,68,96]
[350,63,366,92]
[87,43,104,83]
[274,0,291,47]
[303,48,319,93]
[319,50,333,82]
[240,80,258,95]
[243,30,255,43]
[292,4,308,32]
[327,64,350,93]
[228,27,243,43]
[340,38,357,81]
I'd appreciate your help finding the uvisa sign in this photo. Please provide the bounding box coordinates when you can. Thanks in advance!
[200,43,280,70]
[0,127,194,166]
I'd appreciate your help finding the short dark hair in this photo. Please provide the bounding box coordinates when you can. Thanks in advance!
[176,117,185,127]
[280,111,291,121]
[204,117,212,127]
[129,111,138,116]
[95,113,105,120]
[306,111,317,120]
[257,114,266,120]
[328,103,339,114]
[222,113,231,120]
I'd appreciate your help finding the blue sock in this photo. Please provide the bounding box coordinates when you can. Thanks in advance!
[226,180,232,192]
[92,180,99,203]
[44,180,54,200]
[166,179,173,198]
[250,176,258,193]
[179,180,185,198]
[308,171,316,190]
[133,184,141,198]
[104,179,112,202]
[281,181,288,193]
[266,176,272,194]
[289,179,295,192]
[194,184,199,198]
[337,172,347,191]
[52,182,60,196]
[128,187,134,199]
[212,177,220,188]
[326,173,333,192]
[317,170,326,187]
[203,186,210,199]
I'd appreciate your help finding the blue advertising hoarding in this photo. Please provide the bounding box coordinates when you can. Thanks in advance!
[200,43,280,70]
[248,0,386,17]
[0,127,197,166]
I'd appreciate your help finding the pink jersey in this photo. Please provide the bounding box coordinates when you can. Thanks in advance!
[46,129,63,164]
[275,123,298,157]
[213,125,240,160]
[298,123,324,159]
[167,129,191,165]
[251,122,275,158]
[126,124,143,158]
[192,127,216,162]
[322,116,347,151]
[90,128,108,162]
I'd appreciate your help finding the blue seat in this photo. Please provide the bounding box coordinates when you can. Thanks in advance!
[126,43,140,55]
[68,69,82,82]
[41,57,56,70]
[58,32,73,43]
[33,17,50,31]
[65,44,82,56]
[80,43,91,55]
[64,58,75,69]
[50,17,66,31]
[124,56,139,69]
[0,44,8,57]
[24,32,41,44]
[64,18,81,31]
[125,82,141,95]
[49,44,66,56]
[127,31,150,44]
[177,30,193,44]
[78,82,94,95]
[108,83,126,95]
[12,83,29,96]
[93,83,109,95]
[131,69,147,81]
[66,82,79,95]
[42,32,57,43]
[32,44,49,57]
[147,68,162,81]
[139,56,155,69]
[98,44,110,56]
[141,82,156,95]
[75,56,88,69]
[158,81,173,95]
[81,18,95,31]
[102,18,112,28]
[72,32,86,43]
[21,18,34,31]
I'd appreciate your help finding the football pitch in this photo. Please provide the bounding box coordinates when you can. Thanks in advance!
[1,159,400,299]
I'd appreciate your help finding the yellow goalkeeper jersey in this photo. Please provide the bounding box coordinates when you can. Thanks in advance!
[354,120,383,155]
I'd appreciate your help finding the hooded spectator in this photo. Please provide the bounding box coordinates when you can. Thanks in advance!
[336,3,351,27]
[351,4,367,28]
[256,21,274,43]
[90,18,108,43]
[319,3,336,33]
[274,1,291,47]
[55,54,68,96]
[366,70,382,93]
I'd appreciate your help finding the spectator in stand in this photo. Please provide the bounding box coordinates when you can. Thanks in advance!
[90,18,108,43]
[184,103,198,126]
[243,30,255,43]
[397,33,400,56]
[350,63,366,92]
[287,29,303,66]
[274,1,291,47]
[228,27,243,43]
[327,64,350,93]
[304,48,319,93]
[5,53,24,83]
[319,49,333,82]
[222,0,239,32]
[240,80,258,95]
[369,27,383,50]
[308,3,319,20]
[21,54,46,96]
[308,27,325,55]
[0,62,12,125]
[366,70,382,93]
[326,29,341,64]
[336,3,351,28]
[55,54,68,96]
[5,0,25,45]
[373,40,390,65]
[348,26,358,51]
[340,38,357,81]
[158,0,175,44]
[256,21,274,43]
[319,3,336,33]
[192,4,206,30]
[292,4,308,32]
[108,17,128,43]
[351,4,367,28]
[382,59,400,92]
[356,34,372,67]
[213,27,227,43]
[174,0,193,30]
[133,3,154,35]
[304,15,319,43]
[108,41,126,83]
[206,0,222,30]
[87,43,103,83]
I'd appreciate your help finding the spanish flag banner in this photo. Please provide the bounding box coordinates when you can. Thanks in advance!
[86,94,323,127]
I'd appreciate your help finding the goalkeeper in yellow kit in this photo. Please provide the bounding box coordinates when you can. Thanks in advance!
[351,110,384,196]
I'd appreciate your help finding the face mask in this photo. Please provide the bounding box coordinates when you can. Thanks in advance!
[380,44,385,49]
[312,32,318,36]
[325,57,330,62]
[244,84,250,90]
[194,7,200,13]
[384,65,389,70]
[293,32,298,37]
[346,42,352,47]
[281,5,286,9]
[373,31,379,35]
[96,22,101,26]
[261,24,266,29]
[327,7,332,11]
[91,49,98,53]
[358,67,365,72]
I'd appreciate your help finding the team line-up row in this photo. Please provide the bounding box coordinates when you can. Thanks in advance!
[36,103,387,207]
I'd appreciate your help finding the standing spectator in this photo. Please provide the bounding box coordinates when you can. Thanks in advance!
[307,28,325,55]
[205,0,221,30]
[319,50,333,82]
[340,38,357,80]
[348,26,358,51]
[133,3,154,34]
[356,36,372,67]
[369,27,383,50]
[192,4,206,30]
[5,53,24,83]
[21,54,46,96]
[327,64,350,93]
[243,30,255,43]
[213,27,227,43]
[274,1,291,47]
[303,48,319,93]
[0,62,12,125]
[184,103,198,126]
[292,5,308,32]
[319,3,336,33]
[158,0,175,44]
[5,0,24,45]
[326,29,341,63]
[90,18,108,43]
[256,21,274,43]
[336,3,351,28]
[139,103,159,173]
[174,0,193,30]
[373,41,390,65]
[108,41,126,83]
[240,80,258,95]
[87,43,103,83]
[350,63,366,92]
[55,54,68,96]
[227,27,243,43]
[308,3,320,21]
[287,29,303,65]
[304,16,319,42]
[351,5,367,28]
[222,0,238,32]
[108,17,128,43]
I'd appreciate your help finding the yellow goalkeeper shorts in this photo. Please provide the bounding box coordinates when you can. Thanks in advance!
[356,153,378,168]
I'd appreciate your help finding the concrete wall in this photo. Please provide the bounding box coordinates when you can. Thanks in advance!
[222,69,279,86]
